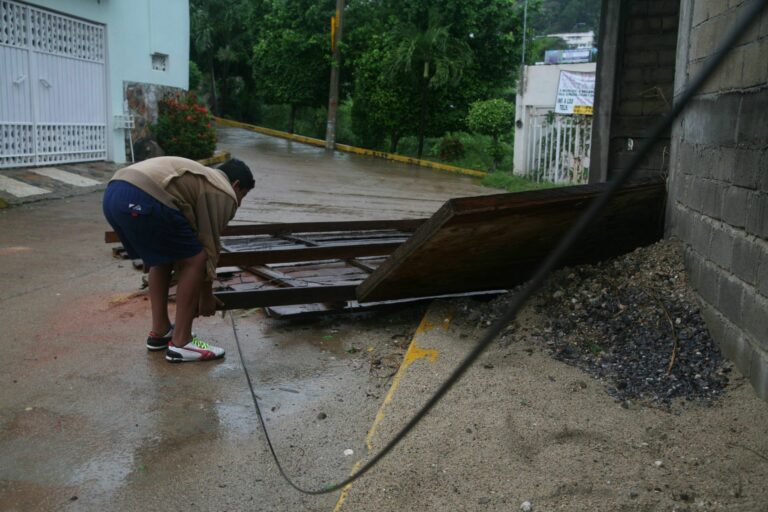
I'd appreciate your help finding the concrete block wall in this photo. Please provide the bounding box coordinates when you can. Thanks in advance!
[608,0,680,179]
[668,0,768,400]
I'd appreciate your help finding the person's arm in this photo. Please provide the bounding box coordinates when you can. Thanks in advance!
[194,186,238,315]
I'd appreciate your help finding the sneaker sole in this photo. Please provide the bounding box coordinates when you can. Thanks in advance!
[165,350,224,363]
[147,342,169,351]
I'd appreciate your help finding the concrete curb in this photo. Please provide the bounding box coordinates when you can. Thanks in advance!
[197,150,231,167]
[214,117,489,179]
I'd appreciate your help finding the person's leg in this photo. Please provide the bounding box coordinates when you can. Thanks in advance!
[170,250,207,348]
[148,263,173,335]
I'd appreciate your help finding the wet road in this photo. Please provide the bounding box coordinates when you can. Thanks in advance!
[0,128,495,511]
[217,126,496,223]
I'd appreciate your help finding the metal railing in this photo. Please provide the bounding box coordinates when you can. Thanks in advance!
[524,112,592,184]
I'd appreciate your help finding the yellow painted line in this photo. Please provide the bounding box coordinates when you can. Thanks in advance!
[215,117,326,148]
[331,459,364,512]
[197,150,231,166]
[332,304,453,512]
[214,117,488,178]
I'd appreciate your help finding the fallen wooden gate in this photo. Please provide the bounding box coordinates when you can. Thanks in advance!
[214,219,424,315]
[106,178,666,314]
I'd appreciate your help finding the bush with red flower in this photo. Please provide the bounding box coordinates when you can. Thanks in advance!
[153,93,216,160]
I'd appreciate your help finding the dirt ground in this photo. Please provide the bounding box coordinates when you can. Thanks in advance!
[335,241,768,512]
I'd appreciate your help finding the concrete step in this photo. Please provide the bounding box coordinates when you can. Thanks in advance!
[0,162,118,207]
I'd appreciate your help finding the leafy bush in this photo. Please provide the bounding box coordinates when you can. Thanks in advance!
[438,135,465,161]
[153,93,216,160]
[467,99,515,171]
[392,132,514,173]
[467,99,515,139]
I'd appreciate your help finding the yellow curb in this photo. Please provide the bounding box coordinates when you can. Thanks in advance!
[332,302,453,512]
[197,150,231,166]
[214,117,488,179]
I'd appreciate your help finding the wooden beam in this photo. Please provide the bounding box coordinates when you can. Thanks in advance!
[240,265,308,288]
[221,219,424,236]
[218,242,402,267]
[215,285,357,309]
[105,218,424,244]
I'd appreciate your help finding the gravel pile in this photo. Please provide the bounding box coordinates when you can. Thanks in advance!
[469,239,731,409]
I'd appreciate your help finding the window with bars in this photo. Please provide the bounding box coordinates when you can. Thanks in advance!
[151,53,168,72]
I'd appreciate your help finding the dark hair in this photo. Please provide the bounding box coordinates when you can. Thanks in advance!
[218,158,255,189]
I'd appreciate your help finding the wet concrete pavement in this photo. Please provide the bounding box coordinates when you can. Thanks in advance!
[0,128,496,511]
[216,126,496,223]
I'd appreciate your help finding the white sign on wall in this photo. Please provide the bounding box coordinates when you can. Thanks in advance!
[555,71,596,115]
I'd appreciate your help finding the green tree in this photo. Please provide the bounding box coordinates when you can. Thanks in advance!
[529,0,602,35]
[190,0,265,119]
[251,0,335,133]
[345,0,526,154]
[349,35,419,151]
[467,98,515,171]
[528,36,569,63]
[390,8,472,159]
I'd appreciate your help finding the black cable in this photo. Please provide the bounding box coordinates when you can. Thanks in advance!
[230,0,768,495]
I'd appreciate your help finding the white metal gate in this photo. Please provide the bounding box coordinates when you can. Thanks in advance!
[523,111,592,184]
[0,0,107,169]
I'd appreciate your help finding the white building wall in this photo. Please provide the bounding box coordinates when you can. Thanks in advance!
[513,62,595,174]
[23,0,189,163]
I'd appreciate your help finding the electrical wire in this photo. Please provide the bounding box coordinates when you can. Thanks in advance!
[229,0,768,495]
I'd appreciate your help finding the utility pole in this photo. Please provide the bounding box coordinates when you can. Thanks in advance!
[519,0,529,95]
[325,0,344,150]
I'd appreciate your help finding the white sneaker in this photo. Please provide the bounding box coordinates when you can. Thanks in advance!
[165,337,225,363]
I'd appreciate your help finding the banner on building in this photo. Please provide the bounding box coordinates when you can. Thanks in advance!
[555,71,595,115]
[545,48,596,65]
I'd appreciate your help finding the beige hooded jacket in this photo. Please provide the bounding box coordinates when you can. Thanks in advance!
[110,156,238,280]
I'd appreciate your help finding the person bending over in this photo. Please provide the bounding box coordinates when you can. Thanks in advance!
[103,156,254,362]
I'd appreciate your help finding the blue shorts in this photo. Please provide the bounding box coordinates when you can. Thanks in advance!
[103,180,203,268]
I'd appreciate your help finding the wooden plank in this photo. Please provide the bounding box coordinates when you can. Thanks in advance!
[218,242,402,267]
[357,179,666,302]
[105,219,424,244]
[222,219,425,236]
[215,285,357,309]
[241,265,311,288]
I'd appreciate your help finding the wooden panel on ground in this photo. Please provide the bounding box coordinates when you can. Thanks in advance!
[213,257,392,315]
[356,178,666,302]
[211,224,409,312]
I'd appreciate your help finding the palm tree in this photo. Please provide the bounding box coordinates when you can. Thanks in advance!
[391,9,472,159]
[190,2,219,114]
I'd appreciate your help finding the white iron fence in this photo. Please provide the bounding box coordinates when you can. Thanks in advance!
[0,0,107,168]
[522,112,592,184]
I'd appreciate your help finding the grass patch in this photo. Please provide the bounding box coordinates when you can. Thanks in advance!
[480,172,560,193]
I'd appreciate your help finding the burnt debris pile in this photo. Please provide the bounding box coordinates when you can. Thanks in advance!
[537,240,730,408]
